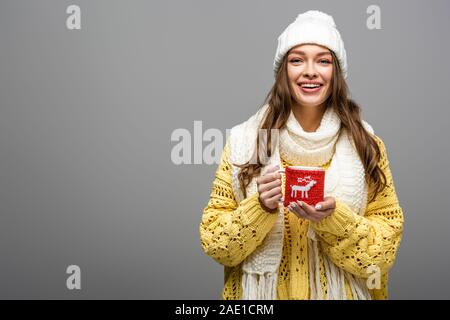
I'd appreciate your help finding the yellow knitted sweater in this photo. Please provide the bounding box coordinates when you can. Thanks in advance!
[200,134,404,300]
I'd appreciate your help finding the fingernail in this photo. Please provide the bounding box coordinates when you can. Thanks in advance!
[315,204,322,210]
[298,201,303,207]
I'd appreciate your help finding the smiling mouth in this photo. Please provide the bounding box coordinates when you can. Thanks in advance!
[297,83,323,94]
[298,83,323,88]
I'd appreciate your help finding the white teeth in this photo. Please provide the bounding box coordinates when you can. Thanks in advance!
[301,83,321,88]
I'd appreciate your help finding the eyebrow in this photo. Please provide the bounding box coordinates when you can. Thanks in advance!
[288,50,332,57]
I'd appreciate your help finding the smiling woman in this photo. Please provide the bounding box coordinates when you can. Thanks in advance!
[287,45,334,132]
[200,10,404,300]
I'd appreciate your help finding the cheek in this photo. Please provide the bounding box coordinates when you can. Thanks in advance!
[287,71,300,92]
[323,68,333,83]
[287,67,299,82]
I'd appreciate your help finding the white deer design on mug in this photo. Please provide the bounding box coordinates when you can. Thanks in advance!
[290,176,317,199]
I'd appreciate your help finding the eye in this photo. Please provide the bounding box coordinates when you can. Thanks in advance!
[290,58,303,63]
[319,59,331,64]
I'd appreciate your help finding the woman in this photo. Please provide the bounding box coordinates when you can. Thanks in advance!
[199,10,404,300]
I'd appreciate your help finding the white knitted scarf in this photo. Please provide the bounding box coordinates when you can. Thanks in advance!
[228,104,374,300]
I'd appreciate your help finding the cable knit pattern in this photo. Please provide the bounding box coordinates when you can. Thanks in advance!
[200,133,403,299]
[279,106,340,167]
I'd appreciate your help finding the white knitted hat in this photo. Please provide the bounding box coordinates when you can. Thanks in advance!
[273,10,348,79]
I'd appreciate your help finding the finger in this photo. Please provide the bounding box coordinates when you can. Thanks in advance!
[296,204,318,221]
[266,193,282,208]
[258,178,282,193]
[303,204,333,221]
[314,197,336,211]
[297,201,321,221]
[288,202,309,220]
[261,186,282,200]
[260,165,280,179]
[287,202,300,216]
[257,171,280,185]
[298,201,314,215]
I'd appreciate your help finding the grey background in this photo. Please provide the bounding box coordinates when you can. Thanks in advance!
[0,0,448,299]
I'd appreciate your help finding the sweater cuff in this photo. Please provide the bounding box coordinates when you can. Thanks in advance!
[240,193,278,234]
[310,197,357,237]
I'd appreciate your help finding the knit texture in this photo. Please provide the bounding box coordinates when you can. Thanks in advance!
[200,134,403,299]
[229,104,373,300]
[282,166,325,207]
[273,10,348,78]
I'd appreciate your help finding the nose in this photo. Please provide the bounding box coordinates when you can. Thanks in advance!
[302,61,318,78]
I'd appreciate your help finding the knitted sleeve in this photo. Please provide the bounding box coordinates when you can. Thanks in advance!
[199,140,278,267]
[310,135,404,278]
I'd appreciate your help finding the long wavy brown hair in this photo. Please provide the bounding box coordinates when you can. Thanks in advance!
[234,49,387,203]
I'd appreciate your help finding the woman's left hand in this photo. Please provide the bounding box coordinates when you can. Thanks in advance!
[287,196,336,222]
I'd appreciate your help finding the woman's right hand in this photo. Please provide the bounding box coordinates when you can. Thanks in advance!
[256,165,283,212]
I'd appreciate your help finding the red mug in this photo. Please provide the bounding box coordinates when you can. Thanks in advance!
[279,166,325,207]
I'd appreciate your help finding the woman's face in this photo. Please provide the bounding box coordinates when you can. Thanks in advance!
[286,44,333,109]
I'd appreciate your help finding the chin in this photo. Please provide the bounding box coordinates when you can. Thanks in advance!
[296,99,325,108]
